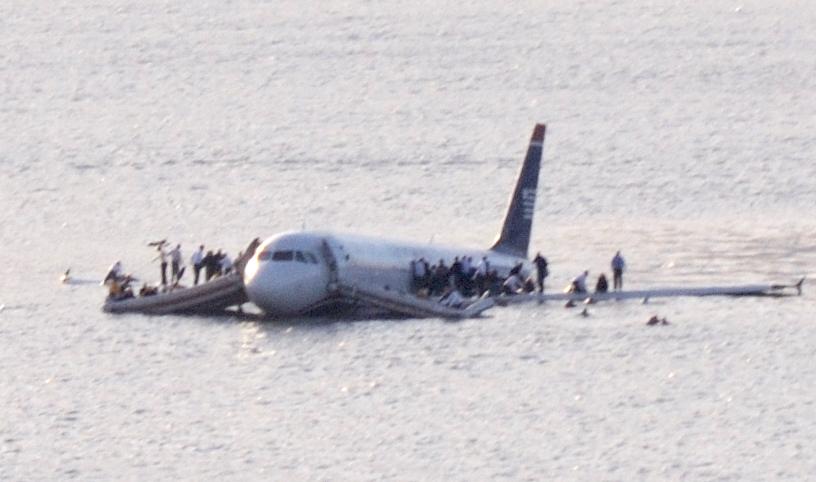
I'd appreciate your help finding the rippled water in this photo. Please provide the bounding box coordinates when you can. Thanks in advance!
[2,1,815,480]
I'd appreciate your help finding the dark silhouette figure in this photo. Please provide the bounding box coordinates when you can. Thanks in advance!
[595,273,609,293]
[611,251,625,291]
[203,250,215,281]
[450,257,463,289]
[532,252,549,293]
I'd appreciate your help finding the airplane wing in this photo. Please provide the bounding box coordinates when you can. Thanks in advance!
[496,278,805,306]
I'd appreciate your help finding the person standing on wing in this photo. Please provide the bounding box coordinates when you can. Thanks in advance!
[532,252,549,293]
[611,251,625,291]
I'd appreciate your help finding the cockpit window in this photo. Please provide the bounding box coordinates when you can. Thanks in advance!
[272,250,294,261]
[259,249,319,263]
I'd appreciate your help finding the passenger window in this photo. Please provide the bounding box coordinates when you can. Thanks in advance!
[295,251,307,263]
[272,250,293,261]
[305,252,318,264]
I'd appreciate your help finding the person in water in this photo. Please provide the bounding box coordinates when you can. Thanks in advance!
[647,315,670,326]
[595,273,609,293]
[611,251,625,291]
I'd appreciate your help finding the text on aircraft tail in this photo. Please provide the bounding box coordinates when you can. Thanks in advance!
[489,123,545,258]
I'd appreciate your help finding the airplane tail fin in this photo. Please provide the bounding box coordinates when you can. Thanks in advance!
[489,123,545,258]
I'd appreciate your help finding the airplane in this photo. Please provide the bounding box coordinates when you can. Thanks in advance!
[242,124,547,317]
[99,123,803,318]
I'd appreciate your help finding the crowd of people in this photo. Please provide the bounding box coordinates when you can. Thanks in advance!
[153,242,234,287]
[409,253,549,305]
[411,255,511,300]
[104,241,238,300]
[408,249,627,307]
[566,251,626,295]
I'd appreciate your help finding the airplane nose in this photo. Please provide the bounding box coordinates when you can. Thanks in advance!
[242,245,330,316]
[243,256,276,308]
[243,254,261,287]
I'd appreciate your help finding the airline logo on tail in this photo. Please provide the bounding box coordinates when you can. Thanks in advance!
[490,123,545,258]
[521,188,536,221]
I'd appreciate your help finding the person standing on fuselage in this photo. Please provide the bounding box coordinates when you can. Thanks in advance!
[532,252,549,293]
[191,245,205,285]
[611,251,626,291]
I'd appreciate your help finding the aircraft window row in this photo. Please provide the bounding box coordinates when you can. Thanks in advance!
[258,250,319,264]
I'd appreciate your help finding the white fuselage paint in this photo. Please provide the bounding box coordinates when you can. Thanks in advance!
[243,230,529,316]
